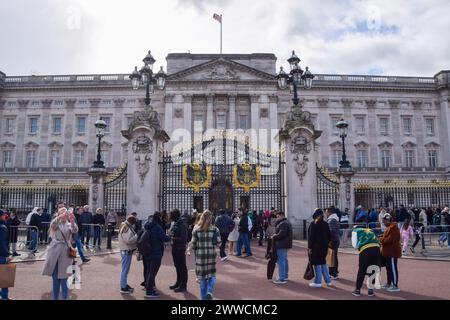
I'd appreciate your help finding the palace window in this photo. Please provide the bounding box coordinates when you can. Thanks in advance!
[100,116,111,133]
[356,150,368,168]
[2,151,12,168]
[55,100,64,107]
[52,117,62,134]
[216,114,226,130]
[74,150,86,168]
[5,118,14,134]
[26,150,37,168]
[402,117,412,135]
[102,100,112,106]
[331,150,342,168]
[29,118,39,134]
[76,117,86,134]
[355,116,365,133]
[425,118,435,135]
[404,150,415,168]
[78,100,88,106]
[7,101,16,107]
[330,116,341,134]
[379,117,389,135]
[31,101,40,107]
[428,150,438,168]
[239,114,248,130]
[50,150,61,168]
[101,150,110,168]
[381,150,391,168]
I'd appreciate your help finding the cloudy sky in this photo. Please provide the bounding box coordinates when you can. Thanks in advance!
[1,0,449,77]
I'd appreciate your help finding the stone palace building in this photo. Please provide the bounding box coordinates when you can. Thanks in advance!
[0,53,449,216]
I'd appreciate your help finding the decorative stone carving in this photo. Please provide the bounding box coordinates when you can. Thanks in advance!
[317,98,329,108]
[0,100,6,108]
[411,100,423,109]
[92,184,98,202]
[122,106,170,142]
[260,108,269,118]
[64,99,77,108]
[202,64,240,80]
[18,100,30,109]
[174,108,184,118]
[290,130,313,185]
[89,98,101,107]
[280,104,315,135]
[341,98,353,108]
[113,98,126,107]
[41,99,53,108]
[132,133,154,187]
[365,99,377,108]
[388,100,400,109]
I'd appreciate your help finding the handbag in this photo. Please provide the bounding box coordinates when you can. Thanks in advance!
[0,263,16,288]
[303,261,315,281]
[59,227,77,259]
[326,248,336,267]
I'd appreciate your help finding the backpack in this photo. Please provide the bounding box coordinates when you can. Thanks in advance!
[137,229,152,255]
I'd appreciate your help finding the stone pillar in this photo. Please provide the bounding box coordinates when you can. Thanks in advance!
[63,99,77,165]
[279,104,322,238]
[365,100,378,167]
[87,167,108,211]
[250,94,260,131]
[228,93,237,129]
[438,96,450,170]
[206,94,214,129]
[122,107,170,220]
[39,99,53,165]
[183,94,193,133]
[112,99,126,167]
[269,95,278,151]
[335,169,355,221]
[389,100,401,165]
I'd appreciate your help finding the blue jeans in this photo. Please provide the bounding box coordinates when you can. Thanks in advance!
[81,225,91,246]
[199,276,216,300]
[120,251,133,289]
[0,257,8,300]
[236,232,252,256]
[52,262,68,300]
[28,229,38,251]
[313,264,331,285]
[74,235,86,261]
[93,226,102,247]
[276,249,288,281]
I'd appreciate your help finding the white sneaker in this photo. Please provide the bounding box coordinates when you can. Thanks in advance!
[381,284,391,290]
[309,283,322,288]
[273,279,287,285]
[326,282,333,287]
[387,286,401,292]
[220,256,228,262]
[331,275,339,280]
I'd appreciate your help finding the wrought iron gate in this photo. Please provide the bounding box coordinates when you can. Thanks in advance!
[316,165,339,209]
[104,164,127,215]
[159,133,285,214]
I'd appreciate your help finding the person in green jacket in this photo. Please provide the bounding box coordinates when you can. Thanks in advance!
[351,226,381,297]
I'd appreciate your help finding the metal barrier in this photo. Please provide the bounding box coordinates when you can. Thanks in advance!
[8,225,40,252]
[76,223,105,251]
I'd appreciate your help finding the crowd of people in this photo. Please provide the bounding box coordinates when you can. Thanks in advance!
[0,202,449,301]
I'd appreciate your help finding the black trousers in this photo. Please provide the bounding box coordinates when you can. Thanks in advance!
[219,233,229,258]
[329,242,340,277]
[385,256,399,287]
[412,226,425,250]
[145,256,162,293]
[356,247,380,290]
[266,238,277,280]
[143,257,149,285]
[172,247,188,288]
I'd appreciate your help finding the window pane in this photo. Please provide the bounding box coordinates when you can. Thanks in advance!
[426,119,434,135]
[77,117,86,133]
[239,115,248,129]
[216,115,226,129]
[357,150,367,167]
[101,117,111,133]
[30,118,38,133]
[381,150,391,168]
[403,118,412,134]
[53,117,62,133]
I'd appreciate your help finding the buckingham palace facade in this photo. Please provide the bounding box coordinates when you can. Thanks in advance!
[0,53,449,212]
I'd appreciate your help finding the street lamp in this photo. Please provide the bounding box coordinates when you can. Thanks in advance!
[336,118,352,169]
[92,119,107,169]
[129,50,167,108]
[276,50,315,105]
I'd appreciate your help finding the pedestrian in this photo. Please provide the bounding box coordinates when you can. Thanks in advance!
[265,210,277,280]
[214,209,235,261]
[130,212,142,233]
[368,208,379,229]
[325,207,341,280]
[169,209,189,292]
[355,206,368,226]
[339,208,350,229]
[308,209,332,288]
[227,212,239,256]
[143,212,170,298]
[73,207,89,264]
[351,225,381,297]
[80,205,93,249]
[41,209,52,244]
[397,205,408,230]
[190,210,221,300]
[400,218,414,255]
[0,209,12,300]
[92,208,105,250]
[42,207,78,300]
[411,212,426,254]
[379,213,402,292]
[138,214,152,289]
[6,210,21,257]
[438,207,450,247]
[106,210,119,239]
[28,207,43,254]
[378,207,388,232]
[271,211,293,285]
[118,215,138,294]
[236,210,253,257]
[257,210,265,246]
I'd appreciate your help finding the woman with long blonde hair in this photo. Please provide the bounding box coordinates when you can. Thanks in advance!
[190,210,220,300]
[42,207,78,300]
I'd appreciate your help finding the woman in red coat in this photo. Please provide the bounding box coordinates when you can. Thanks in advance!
[379,213,402,292]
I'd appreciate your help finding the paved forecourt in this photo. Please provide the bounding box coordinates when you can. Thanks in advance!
[10,241,450,300]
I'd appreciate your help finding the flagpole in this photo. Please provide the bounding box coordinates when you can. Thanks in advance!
[220,16,223,54]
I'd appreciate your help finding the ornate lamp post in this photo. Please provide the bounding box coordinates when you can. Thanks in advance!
[336,119,352,170]
[129,51,167,108]
[92,119,107,169]
[276,50,315,104]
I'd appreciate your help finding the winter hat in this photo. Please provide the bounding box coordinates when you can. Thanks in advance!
[312,209,323,220]
[382,213,393,221]
[442,207,450,213]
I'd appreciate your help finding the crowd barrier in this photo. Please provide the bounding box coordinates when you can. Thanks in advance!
[7,225,40,252]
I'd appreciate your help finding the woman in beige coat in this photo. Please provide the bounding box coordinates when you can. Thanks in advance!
[42,207,78,300]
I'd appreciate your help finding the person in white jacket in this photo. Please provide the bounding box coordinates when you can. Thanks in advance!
[118,215,138,294]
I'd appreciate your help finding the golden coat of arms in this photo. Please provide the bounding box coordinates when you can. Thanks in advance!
[233,162,261,192]
[183,163,212,193]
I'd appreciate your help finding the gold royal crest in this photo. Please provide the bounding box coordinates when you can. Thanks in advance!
[183,163,212,193]
[233,162,261,193]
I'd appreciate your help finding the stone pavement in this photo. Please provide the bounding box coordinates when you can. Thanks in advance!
[9,240,450,300]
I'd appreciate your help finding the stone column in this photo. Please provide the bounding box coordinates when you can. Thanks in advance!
[389,100,401,165]
[250,94,260,131]
[365,100,378,167]
[269,95,278,151]
[87,99,101,165]
[39,99,53,165]
[206,94,215,129]
[279,104,322,238]
[122,108,170,220]
[87,167,108,211]
[183,94,193,134]
[228,93,237,129]
[335,169,355,222]
[412,100,425,166]
[15,100,30,167]
[63,99,77,165]
[112,99,126,167]
[438,96,450,170]
[317,98,329,164]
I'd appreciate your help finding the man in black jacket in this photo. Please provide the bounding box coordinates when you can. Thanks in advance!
[325,207,341,279]
[169,209,189,292]
[271,211,292,284]
[215,209,235,261]
[0,210,12,300]
[236,210,253,257]
[28,207,43,254]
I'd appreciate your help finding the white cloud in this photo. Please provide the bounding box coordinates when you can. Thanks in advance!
[0,0,449,76]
